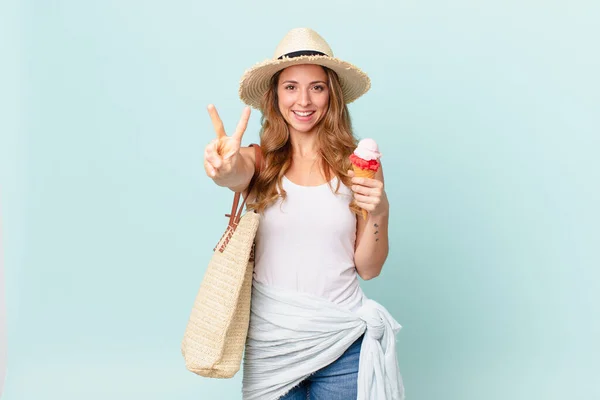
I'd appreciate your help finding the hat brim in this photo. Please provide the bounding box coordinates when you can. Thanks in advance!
[238,55,371,110]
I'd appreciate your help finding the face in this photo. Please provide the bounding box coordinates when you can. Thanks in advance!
[277,64,330,135]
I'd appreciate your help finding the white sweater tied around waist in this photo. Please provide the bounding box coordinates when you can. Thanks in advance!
[242,281,405,400]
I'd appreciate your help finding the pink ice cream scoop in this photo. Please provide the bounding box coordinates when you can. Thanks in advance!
[349,138,382,172]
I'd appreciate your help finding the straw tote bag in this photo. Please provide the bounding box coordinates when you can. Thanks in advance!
[181,144,263,378]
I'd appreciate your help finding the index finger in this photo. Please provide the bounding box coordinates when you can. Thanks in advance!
[351,175,383,188]
[207,104,227,139]
[232,107,251,141]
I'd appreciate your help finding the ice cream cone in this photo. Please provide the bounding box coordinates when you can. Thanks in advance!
[352,166,376,220]
[350,138,382,220]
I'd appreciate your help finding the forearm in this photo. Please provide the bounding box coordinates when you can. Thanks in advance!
[354,211,390,280]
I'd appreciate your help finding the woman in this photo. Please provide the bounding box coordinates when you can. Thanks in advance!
[204,28,404,400]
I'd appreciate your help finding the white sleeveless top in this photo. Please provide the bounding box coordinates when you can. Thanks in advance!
[253,176,365,311]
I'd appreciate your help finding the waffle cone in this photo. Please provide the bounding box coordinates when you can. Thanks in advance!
[352,165,377,220]
[352,166,376,180]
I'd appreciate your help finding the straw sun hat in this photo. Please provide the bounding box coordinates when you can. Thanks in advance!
[238,28,371,110]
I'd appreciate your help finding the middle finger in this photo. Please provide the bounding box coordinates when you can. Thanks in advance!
[351,184,379,196]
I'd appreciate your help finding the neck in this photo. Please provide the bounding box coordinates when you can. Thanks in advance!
[289,129,319,159]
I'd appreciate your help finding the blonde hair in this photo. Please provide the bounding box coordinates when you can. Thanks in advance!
[248,66,361,215]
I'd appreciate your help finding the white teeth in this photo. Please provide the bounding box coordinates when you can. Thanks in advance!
[293,111,314,117]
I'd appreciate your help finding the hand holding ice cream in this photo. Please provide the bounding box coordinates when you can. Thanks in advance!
[349,138,386,220]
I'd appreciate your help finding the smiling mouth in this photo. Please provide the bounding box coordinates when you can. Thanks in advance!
[292,111,315,117]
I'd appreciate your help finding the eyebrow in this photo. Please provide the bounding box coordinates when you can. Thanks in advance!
[281,80,328,85]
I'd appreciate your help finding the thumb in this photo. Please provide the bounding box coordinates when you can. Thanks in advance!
[223,148,238,160]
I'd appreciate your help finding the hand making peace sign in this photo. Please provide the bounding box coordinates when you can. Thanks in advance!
[204,104,251,179]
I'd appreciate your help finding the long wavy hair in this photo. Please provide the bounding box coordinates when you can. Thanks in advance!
[248,65,361,215]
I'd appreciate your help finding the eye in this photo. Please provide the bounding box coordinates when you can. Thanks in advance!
[284,84,295,90]
[313,84,326,91]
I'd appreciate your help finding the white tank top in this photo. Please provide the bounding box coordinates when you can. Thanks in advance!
[253,176,365,311]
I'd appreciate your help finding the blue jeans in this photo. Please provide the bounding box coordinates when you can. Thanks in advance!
[278,335,363,400]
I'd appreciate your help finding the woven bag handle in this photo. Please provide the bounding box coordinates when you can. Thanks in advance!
[226,144,263,228]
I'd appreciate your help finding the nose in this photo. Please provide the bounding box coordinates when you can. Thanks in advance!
[297,88,312,107]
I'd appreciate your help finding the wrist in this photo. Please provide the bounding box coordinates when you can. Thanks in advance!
[370,194,389,218]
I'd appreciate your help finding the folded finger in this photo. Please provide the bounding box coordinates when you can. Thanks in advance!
[207,154,222,169]
[204,160,217,177]
[204,149,222,168]
[351,184,373,196]
[354,193,378,204]
[204,139,217,155]
[354,201,375,212]
[205,139,222,159]
[205,150,222,169]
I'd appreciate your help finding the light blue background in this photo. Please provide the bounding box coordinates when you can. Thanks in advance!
[1,0,599,399]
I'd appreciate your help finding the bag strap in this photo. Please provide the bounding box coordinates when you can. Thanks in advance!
[226,144,263,227]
